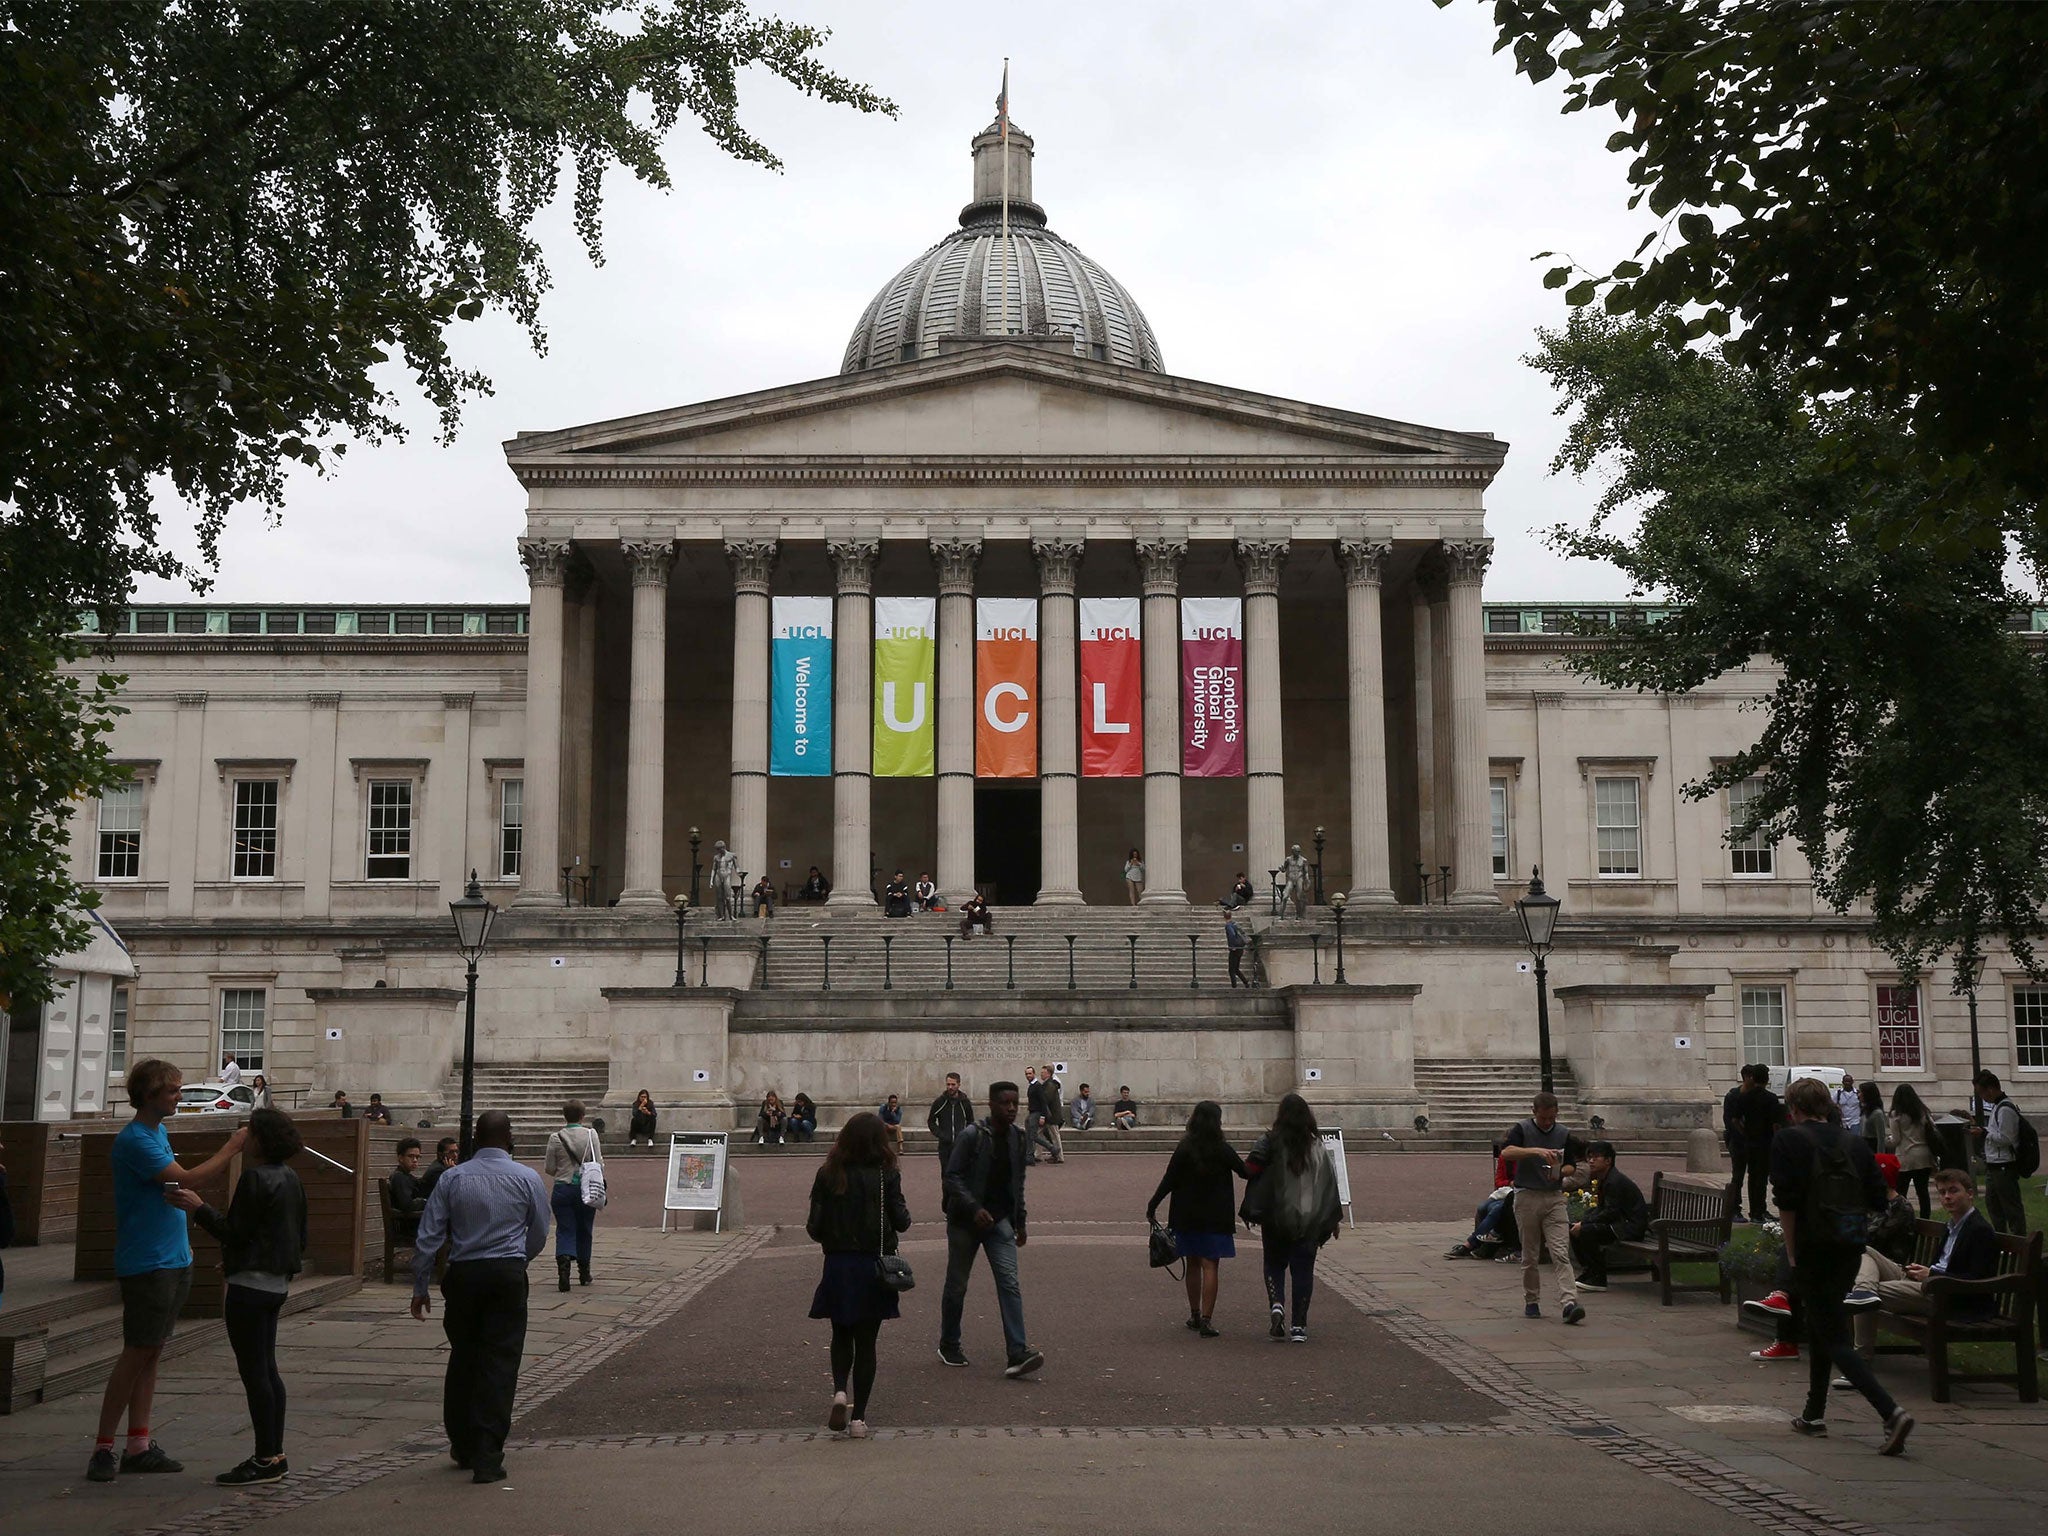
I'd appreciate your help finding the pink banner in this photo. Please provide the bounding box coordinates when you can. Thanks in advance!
[1181,597,1244,778]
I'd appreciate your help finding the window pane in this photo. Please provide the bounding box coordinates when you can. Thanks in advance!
[1739,985,1788,1066]
[98,782,143,878]
[1876,984,1923,1069]
[1593,777,1641,875]
[2016,988,2048,1070]
[219,988,266,1070]
[499,779,524,879]
[367,779,412,879]
[1728,776,1775,876]
[232,779,279,878]
[108,984,130,1074]
[1489,778,1509,878]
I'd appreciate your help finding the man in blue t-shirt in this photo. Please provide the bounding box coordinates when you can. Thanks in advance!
[88,1059,247,1485]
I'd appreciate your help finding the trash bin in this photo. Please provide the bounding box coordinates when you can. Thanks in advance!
[1931,1113,1972,1172]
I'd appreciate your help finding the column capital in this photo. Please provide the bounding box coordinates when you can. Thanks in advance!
[724,537,778,594]
[929,536,983,595]
[1441,538,1493,586]
[1336,538,1393,588]
[1135,538,1188,595]
[623,539,676,588]
[1031,536,1085,594]
[517,537,574,588]
[826,538,879,595]
[1234,537,1290,596]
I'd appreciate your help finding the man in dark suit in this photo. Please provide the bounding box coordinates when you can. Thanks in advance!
[1848,1166,2000,1323]
[1568,1141,1649,1289]
[1725,1063,1785,1222]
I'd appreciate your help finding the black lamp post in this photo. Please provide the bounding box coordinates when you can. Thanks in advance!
[688,826,702,905]
[1331,890,1348,984]
[1313,825,1326,905]
[672,894,690,988]
[1956,943,1986,1126]
[1513,867,1561,1095]
[448,869,498,1158]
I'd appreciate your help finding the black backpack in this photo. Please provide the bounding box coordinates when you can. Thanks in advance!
[1799,1124,1870,1248]
[2014,1109,2041,1179]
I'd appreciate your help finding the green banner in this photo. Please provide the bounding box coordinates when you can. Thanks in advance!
[872,597,935,777]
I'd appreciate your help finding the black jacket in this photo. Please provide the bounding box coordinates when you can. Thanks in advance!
[1580,1167,1649,1242]
[388,1165,425,1215]
[927,1090,975,1144]
[1147,1140,1251,1236]
[196,1163,309,1280]
[1727,1086,1786,1149]
[806,1164,911,1256]
[943,1118,1029,1230]
[1930,1208,2002,1319]
[1769,1121,1888,1259]
[629,1105,658,1137]
[1027,1078,1047,1118]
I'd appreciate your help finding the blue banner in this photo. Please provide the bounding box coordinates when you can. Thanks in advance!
[771,597,833,776]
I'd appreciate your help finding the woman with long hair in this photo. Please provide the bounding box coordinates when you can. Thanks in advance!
[754,1091,786,1145]
[1857,1081,1888,1154]
[1243,1094,1343,1342]
[805,1112,910,1439]
[1145,1100,1249,1336]
[190,1108,308,1484]
[1888,1083,1937,1217]
[628,1090,658,1148]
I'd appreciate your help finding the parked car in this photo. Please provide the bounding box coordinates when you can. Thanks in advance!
[177,1081,256,1115]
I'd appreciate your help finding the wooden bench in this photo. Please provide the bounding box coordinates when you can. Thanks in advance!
[1606,1171,1734,1305]
[376,1176,417,1284]
[1876,1219,2040,1403]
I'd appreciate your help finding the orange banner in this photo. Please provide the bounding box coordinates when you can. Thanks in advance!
[975,598,1038,778]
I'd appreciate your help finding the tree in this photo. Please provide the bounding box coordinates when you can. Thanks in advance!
[0,0,891,1010]
[1533,312,2048,976]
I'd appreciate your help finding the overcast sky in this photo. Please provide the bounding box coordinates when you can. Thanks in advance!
[134,0,1655,607]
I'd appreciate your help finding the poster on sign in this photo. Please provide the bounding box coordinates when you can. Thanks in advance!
[661,1132,730,1234]
[1180,597,1244,777]
[770,597,833,776]
[975,598,1038,778]
[873,597,935,777]
[1079,598,1142,777]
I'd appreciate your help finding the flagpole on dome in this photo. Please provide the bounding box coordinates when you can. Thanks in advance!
[998,59,1014,337]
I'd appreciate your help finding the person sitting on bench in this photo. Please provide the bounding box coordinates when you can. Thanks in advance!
[1566,1141,1647,1289]
[1846,1166,2000,1351]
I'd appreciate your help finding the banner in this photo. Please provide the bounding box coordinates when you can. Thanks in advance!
[770,597,833,776]
[872,596,935,777]
[1079,597,1142,778]
[975,598,1038,778]
[1180,596,1244,778]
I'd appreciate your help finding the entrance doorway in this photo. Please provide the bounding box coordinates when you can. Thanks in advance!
[974,782,1041,904]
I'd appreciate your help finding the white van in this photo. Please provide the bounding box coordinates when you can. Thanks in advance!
[1765,1064,1847,1096]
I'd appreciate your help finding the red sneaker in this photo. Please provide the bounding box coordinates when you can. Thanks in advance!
[1749,1341,1800,1361]
[1740,1290,1793,1319]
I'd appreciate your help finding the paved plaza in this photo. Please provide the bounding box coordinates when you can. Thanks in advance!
[2,1153,2042,1536]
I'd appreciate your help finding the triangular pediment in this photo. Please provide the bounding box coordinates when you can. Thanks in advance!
[504,345,1505,474]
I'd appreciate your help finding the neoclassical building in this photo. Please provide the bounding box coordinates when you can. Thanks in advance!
[14,119,2040,1133]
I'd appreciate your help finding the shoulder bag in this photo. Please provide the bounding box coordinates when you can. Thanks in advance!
[554,1129,609,1210]
[875,1171,915,1292]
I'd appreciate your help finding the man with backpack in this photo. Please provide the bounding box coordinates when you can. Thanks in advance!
[1969,1071,2035,1235]
[1769,1077,1914,1454]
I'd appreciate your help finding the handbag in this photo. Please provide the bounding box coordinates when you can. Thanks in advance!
[874,1171,915,1292]
[556,1130,609,1210]
[1148,1219,1183,1279]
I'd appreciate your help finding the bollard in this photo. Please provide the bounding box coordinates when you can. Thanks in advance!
[1685,1127,1726,1174]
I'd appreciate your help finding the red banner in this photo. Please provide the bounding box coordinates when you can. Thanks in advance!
[1181,597,1244,777]
[975,599,1038,778]
[1080,598,1142,778]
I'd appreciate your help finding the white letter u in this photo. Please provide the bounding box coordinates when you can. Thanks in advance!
[881,681,926,733]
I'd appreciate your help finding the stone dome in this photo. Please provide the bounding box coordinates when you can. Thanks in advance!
[841,120,1164,374]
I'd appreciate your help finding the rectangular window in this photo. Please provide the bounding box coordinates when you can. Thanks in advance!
[218,988,266,1071]
[1594,777,1641,876]
[2015,987,2048,1070]
[1728,776,1775,877]
[108,983,130,1075]
[1876,984,1924,1070]
[499,779,524,880]
[231,779,279,879]
[1739,985,1788,1066]
[366,779,413,879]
[96,782,143,878]
[1489,777,1510,878]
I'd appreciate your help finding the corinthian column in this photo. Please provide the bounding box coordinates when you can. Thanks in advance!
[932,536,981,904]
[827,538,879,905]
[617,539,676,906]
[1443,539,1498,905]
[1338,539,1396,903]
[1236,536,1290,889]
[1032,535,1085,904]
[724,538,776,898]
[1136,537,1188,904]
[514,537,572,906]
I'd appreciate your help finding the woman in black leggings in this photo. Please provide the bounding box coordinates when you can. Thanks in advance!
[805,1112,910,1438]
[193,1108,308,1484]
[1243,1094,1343,1342]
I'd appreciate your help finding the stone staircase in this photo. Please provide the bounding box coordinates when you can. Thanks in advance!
[1413,1057,1584,1142]
[438,1059,612,1149]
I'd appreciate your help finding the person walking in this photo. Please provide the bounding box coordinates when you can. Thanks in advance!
[219,1053,242,1089]
[190,1108,309,1486]
[1024,1067,1060,1165]
[249,1074,272,1111]
[937,1081,1042,1378]
[629,1090,659,1148]
[543,1101,603,1291]
[1037,1067,1066,1165]
[806,1112,912,1439]
[1769,1077,1914,1453]
[88,1059,249,1484]
[1123,849,1146,904]
[1887,1084,1937,1218]
[1834,1073,1863,1133]
[1857,1082,1887,1154]
[1971,1071,2028,1234]
[1500,1091,1586,1325]
[410,1109,551,1485]
[1224,909,1250,987]
[1146,1100,1251,1337]
[1241,1093,1341,1342]
[1726,1065,1785,1223]
[927,1073,975,1199]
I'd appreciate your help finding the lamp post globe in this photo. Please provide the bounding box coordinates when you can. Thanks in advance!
[447,869,498,1158]
[1514,868,1561,1095]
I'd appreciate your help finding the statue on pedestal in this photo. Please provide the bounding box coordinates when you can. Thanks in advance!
[711,840,740,920]
[1280,844,1312,919]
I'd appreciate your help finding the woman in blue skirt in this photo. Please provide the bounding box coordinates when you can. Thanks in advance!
[806,1112,911,1438]
[1145,1100,1250,1336]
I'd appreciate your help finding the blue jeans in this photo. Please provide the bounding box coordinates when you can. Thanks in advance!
[786,1118,816,1144]
[941,1218,1028,1360]
[552,1182,595,1262]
